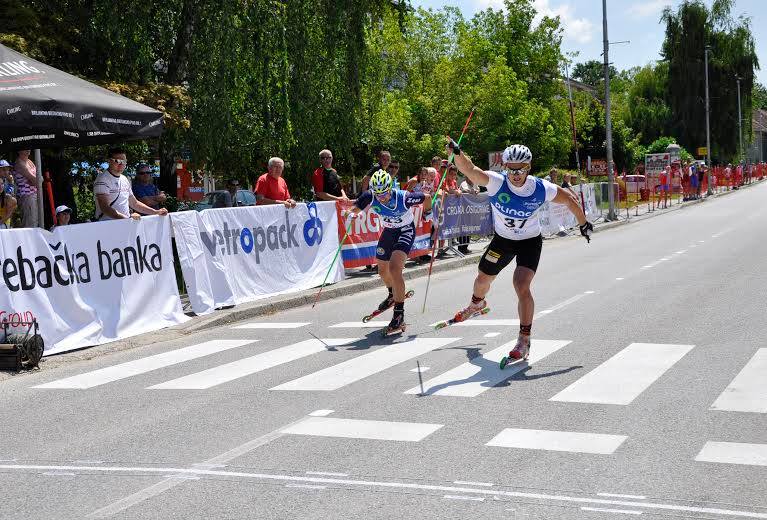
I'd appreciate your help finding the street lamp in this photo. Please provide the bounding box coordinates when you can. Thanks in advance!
[705,46,713,195]
[602,0,617,220]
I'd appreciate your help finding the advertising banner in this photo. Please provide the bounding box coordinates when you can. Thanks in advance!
[0,217,186,355]
[171,202,343,315]
[434,193,493,240]
[336,202,431,269]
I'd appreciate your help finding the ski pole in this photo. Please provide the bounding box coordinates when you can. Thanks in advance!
[422,108,476,313]
[312,213,354,308]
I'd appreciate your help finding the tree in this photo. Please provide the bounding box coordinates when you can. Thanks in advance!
[625,63,672,144]
[572,60,617,89]
[753,82,767,111]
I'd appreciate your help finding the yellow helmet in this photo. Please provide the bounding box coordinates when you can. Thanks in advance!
[370,169,392,194]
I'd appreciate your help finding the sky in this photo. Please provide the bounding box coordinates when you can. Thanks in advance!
[411,0,767,86]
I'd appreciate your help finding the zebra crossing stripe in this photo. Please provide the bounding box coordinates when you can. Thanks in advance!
[487,428,627,455]
[147,339,359,390]
[549,343,694,405]
[695,441,767,467]
[232,322,310,329]
[271,338,459,392]
[280,416,443,442]
[33,340,256,389]
[710,348,767,413]
[403,340,571,397]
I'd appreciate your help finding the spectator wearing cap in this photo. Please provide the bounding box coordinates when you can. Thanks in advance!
[255,157,296,208]
[0,159,17,229]
[50,205,72,231]
[12,149,39,228]
[312,149,348,202]
[132,164,167,212]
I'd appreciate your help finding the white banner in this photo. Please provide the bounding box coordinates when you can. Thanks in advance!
[539,183,599,236]
[171,201,343,315]
[0,217,188,355]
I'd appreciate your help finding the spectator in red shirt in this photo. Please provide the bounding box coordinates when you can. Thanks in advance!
[255,157,296,208]
[312,149,348,202]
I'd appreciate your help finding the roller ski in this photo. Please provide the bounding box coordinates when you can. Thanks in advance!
[499,337,530,369]
[362,289,414,323]
[382,311,407,337]
[434,300,490,330]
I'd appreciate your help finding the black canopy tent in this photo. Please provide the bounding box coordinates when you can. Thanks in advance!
[0,43,164,226]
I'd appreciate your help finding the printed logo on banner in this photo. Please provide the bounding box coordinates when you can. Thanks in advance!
[303,203,323,246]
[0,237,162,293]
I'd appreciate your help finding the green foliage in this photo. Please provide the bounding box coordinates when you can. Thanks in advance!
[572,60,616,89]
[753,82,767,111]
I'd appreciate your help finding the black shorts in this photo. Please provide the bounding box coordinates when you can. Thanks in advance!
[478,233,543,275]
[376,223,416,261]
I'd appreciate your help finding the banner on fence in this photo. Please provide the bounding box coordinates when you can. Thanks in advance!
[336,201,431,268]
[539,183,599,236]
[488,151,503,172]
[171,202,343,315]
[435,193,493,240]
[0,217,186,355]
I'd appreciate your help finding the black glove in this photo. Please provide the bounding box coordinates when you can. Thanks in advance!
[447,138,461,157]
[579,221,594,243]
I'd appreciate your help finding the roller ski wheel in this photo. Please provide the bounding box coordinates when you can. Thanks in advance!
[382,323,407,337]
[382,313,407,337]
[508,340,530,362]
[499,356,509,370]
[362,290,415,323]
[434,306,490,330]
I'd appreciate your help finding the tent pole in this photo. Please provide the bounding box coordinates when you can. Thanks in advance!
[34,149,44,228]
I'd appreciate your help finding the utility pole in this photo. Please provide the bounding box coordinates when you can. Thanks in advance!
[705,46,713,195]
[736,75,743,164]
[602,0,617,220]
[564,62,581,174]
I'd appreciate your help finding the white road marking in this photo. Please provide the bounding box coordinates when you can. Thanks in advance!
[582,507,642,515]
[550,343,694,405]
[486,428,627,455]
[306,471,348,477]
[428,319,519,327]
[147,339,358,390]
[598,493,647,500]
[42,471,76,476]
[453,481,493,487]
[584,290,596,294]
[444,495,484,501]
[695,442,767,467]
[404,340,571,397]
[329,321,388,328]
[483,332,501,338]
[286,484,326,490]
[711,349,767,413]
[7,465,766,519]
[309,409,334,417]
[410,366,430,372]
[615,277,624,281]
[281,417,443,442]
[34,340,256,389]
[232,322,309,329]
[538,293,589,315]
[271,338,459,391]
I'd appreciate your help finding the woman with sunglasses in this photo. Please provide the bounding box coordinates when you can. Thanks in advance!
[343,169,432,336]
[447,140,593,363]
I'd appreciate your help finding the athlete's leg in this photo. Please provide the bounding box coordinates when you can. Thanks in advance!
[377,259,392,286]
[513,266,536,328]
[388,250,408,302]
[472,271,495,300]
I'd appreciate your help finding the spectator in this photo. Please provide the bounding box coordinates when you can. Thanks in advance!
[227,178,241,207]
[0,159,17,229]
[440,165,461,195]
[12,149,39,228]
[94,147,169,221]
[388,160,402,189]
[361,150,391,192]
[547,167,559,186]
[255,157,296,208]
[460,175,480,194]
[132,164,167,212]
[658,166,669,207]
[50,205,72,231]
[312,149,348,201]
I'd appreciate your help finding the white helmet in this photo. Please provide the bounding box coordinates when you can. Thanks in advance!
[502,144,533,164]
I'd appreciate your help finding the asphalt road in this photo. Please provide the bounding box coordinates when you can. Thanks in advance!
[2,183,766,520]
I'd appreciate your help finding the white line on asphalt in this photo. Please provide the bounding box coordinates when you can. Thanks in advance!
[86,478,190,518]
[147,338,359,390]
[404,340,571,397]
[550,343,694,405]
[329,321,388,328]
[42,471,75,476]
[453,481,493,487]
[615,277,624,281]
[427,319,519,327]
[309,409,334,417]
[695,442,767,466]
[584,290,596,294]
[598,493,647,500]
[486,428,627,455]
[483,332,501,338]
[410,366,430,372]
[582,507,642,515]
[34,340,256,389]
[286,484,326,490]
[281,417,443,442]
[73,460,104,464]
[232,322,310,329]
[11,465,766,519]
[710,349,767,413]
[537,293,589,315]
[444,495,485,501]
[306,471,348,477]
[271,338,459,391]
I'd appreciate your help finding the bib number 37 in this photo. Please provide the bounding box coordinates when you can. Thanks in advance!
[504,218,528,229]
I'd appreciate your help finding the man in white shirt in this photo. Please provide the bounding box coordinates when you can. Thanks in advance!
[94,148,168,221]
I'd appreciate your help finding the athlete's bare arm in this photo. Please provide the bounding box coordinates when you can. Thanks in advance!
[448,142,490,186]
